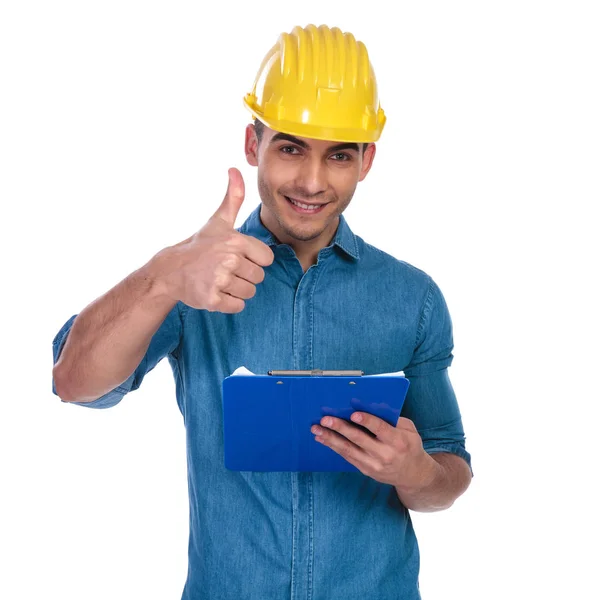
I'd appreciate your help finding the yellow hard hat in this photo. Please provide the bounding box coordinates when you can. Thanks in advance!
[243,24,386,143]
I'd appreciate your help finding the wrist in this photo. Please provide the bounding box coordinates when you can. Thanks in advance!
[395,452,442,496]
[140,248,179,305]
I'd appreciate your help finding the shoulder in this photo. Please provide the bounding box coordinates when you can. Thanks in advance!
[356,236,433,288]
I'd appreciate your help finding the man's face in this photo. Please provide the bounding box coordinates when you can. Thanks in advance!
[245,123,376,243]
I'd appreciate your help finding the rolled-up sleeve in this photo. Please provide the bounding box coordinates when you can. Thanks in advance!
[51,302,185,409]
[402,276,472,475]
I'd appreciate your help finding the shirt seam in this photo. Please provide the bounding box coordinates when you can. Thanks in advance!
[414,275,434,349]
[171,301,187,360]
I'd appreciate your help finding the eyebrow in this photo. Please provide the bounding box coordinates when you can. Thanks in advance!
[270,132,360,154]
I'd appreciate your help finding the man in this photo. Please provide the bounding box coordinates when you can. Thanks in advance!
[52,24,472,600]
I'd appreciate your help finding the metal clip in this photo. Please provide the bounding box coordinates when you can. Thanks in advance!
[267,369,364,376]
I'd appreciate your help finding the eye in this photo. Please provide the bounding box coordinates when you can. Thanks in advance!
[280,145,301,155]
[331,152,351,161]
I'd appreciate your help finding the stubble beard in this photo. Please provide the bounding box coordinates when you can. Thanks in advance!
[257,173,353,242]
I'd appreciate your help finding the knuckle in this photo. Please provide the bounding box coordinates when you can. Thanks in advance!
[395,439,408,453]
[341,440,353,455]
[225,231,241,245]
[204,293,220,311]
[381,451,394,466]
[221,253,240,271]
[373,462,386,475]
[214,269,232,289]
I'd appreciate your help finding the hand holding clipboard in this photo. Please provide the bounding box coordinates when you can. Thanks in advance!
[222,368,409,472]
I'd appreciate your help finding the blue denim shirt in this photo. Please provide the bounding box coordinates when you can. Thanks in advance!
[52,204,471,600]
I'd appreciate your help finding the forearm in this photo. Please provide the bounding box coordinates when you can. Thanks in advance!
[395,452,472,513]
[53,249,177,402]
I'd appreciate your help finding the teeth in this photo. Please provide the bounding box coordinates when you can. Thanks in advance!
[289,197,321,210]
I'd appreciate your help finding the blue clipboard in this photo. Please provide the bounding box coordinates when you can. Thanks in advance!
[222,369,410,472]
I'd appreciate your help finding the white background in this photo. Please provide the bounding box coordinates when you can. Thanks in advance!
[1,1,599,598]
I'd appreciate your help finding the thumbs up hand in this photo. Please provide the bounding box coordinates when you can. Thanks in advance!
[152,168,275,313]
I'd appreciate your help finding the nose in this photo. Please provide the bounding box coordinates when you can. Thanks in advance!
[293,155,328,198]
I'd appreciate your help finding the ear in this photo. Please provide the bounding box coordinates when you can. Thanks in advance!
[245,123,259,167]
[358,143,376,182]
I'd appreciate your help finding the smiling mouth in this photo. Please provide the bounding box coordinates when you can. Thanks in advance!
[284,195,329,213]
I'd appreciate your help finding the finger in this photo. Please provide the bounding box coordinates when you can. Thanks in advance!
[212,290,246,314]
[221,273,257,300]
[349,412,396,443]
[233,255,267,285]
[395,417,418,432]
[314,416,383,455]
[212,168,246,227]
[314,428,380,473]
[238,234,276,268]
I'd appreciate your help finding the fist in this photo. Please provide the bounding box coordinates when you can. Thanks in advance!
[156,168,275,313]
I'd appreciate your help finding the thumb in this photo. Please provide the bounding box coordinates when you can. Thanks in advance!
[213,168,245,227]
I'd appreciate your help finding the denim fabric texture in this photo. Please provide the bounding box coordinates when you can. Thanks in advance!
[52,204,472,600]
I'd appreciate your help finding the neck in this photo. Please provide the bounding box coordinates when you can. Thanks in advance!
[259,204,339,268]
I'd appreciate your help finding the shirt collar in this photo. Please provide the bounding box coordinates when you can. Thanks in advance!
[238,203,360,261]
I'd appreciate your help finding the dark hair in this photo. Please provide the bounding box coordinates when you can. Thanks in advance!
[253,118,266,144]
[253,119,367,154]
